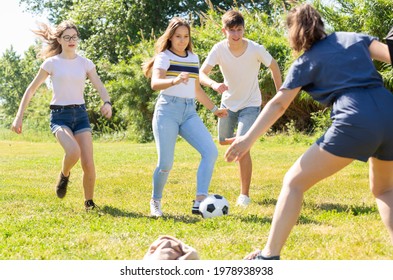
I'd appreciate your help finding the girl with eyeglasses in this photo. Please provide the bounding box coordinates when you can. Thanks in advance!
[142,17,228,217]
[11,20,112,211]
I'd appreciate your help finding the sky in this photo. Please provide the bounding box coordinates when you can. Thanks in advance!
[0,0,49,56]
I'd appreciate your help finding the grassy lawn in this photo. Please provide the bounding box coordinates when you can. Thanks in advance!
[0,129,392,260]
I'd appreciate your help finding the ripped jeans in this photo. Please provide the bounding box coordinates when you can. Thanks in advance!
[152,94,218,200]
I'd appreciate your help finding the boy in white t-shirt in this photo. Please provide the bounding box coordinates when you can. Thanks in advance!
[200,10,282,207]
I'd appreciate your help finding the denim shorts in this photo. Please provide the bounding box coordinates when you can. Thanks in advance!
[218,105,260,142]
[49,104,92,135]
[317,86,393,162]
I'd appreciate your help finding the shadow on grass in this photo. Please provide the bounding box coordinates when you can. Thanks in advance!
[256,198,278,206]
[257,198,376,216]
[100,205,145,218]
[253,198,376,225]
[159,214,200,224]
[100,205,200,223]
[297,215,321,225]
[232,214,272,224]
[304,202,377,216]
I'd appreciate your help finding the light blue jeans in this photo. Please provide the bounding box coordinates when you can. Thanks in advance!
[152,94,218,200]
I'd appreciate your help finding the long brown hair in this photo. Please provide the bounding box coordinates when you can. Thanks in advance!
[286,4,326,53]
[33,20,80,59]
[142,17,193,78]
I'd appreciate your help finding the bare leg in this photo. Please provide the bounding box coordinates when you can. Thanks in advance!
[260,144,353,257]
[75,132,95,200]
[239,151,252,197]
[196,195,207,201]
[55,127,81,176]
[369,158,393,243]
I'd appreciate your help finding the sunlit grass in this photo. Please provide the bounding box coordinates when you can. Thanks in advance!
[0,129,392,260]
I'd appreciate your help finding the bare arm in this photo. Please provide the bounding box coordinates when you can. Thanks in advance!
[195,78,228,118]
[369,40,391,64]
[199,61,228,94]
[87,67,112,119]
[199,62,214,87]
[11,68,49,134]
[225,87,301,162]
[269,58,283,91]
[151,68,189,91]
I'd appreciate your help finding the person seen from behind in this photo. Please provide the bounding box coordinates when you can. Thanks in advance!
[226,4,393,259]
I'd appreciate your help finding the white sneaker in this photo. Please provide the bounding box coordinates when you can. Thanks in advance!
[236,194,251,207]
[192,200,202,215]
[150,199,163,217]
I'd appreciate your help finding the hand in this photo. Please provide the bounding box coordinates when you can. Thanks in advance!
[11,116,23,134]
[214,108,228,118]
[224,135,252,162]
[100,103,112,119]
[223,137,236,144]
[173,72,189,85]
[211,82,228,94]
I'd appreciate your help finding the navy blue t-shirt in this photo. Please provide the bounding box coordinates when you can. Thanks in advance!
[281,32,384,106]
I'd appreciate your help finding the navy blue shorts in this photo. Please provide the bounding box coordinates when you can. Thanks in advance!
[317,87,393,162]
[49,104,92,135]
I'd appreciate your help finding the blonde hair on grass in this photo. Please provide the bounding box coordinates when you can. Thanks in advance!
[286,4,326,53]
[142,17,192,78]
[33,20,80,59]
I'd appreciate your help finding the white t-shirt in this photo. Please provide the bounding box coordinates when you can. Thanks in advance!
[153,50,199,99]
[203,39,273,112]
[41,54,95,105]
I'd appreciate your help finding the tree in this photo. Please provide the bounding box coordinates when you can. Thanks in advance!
[19,0,290,63]
[12,0,393,141]
[11,0,308,140]
[0,46,41,117]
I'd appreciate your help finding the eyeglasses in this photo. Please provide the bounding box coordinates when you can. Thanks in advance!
[62,35,79,42]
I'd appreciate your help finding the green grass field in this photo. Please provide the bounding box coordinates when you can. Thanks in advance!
[0,129,392,260]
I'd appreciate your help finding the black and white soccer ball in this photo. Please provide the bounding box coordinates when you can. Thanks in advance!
[199,194,229,218]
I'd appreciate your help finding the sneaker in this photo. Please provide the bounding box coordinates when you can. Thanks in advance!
[244,250,280,260]
[150,199,163,217]
[55,172,70,198]
[84,199,98,211]
[236,194,251,207]
[254,254,280,260]
[192,200,202,215]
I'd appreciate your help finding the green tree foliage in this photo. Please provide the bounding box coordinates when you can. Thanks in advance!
[0,46,41,119]
[192,6,320,132]
[4,0,392,141]
[103,40,156,142]
[19,0,290,63]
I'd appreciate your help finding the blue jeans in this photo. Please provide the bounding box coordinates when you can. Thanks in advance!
[152,94,218,200]
[218,105,260,142]
[49,104,92,135]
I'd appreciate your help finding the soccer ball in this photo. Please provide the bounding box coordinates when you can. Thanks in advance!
[199,194,229,218]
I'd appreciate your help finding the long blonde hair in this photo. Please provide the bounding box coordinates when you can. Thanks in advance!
[33,20,80,59]
[142,17,193,78]
[286,4,326,53]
